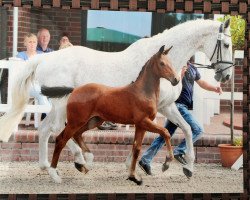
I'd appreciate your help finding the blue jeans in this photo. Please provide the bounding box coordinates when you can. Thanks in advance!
[140,103,203,166]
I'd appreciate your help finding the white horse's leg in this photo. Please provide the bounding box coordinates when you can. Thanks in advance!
[66,139,92,173]
[125,150,133,169]
[158,102,195,177]
[84,152,94,167]
[68,138,94,169]
[38,112,53,170]
[48,167,62,183]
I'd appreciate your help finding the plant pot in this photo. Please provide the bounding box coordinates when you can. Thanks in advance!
[218,144,243,168]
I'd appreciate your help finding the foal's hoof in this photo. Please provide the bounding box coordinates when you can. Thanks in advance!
[162,163,169,172]
[127,176,143,185]
[74,162,89,174]
[183,167,192,178]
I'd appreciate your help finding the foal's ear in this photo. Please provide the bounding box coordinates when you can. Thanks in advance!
[224,18,230,29]
[159,45,165,54]
[163,46,173,55]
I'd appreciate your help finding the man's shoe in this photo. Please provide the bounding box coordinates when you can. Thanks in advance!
[107,121,118,130]
[97,122,112,130]
[138,160,152,175]
[174,154,187,165]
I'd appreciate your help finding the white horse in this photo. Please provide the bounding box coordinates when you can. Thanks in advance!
[0,19,232,180]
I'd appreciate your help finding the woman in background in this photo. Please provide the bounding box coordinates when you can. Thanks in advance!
[17,33,50,113]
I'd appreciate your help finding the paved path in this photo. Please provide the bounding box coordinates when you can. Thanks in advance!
[0,161,243,194]
[204,111,242,135]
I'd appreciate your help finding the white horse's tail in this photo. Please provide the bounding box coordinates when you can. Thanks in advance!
[0,57,42,142]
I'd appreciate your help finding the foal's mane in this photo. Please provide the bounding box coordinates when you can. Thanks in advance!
[134,54,156,82]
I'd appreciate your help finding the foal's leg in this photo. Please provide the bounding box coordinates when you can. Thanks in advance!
[72,116,104,172]
[128,127,145,185]
[49,126,75,183]
[53,105,87,171]
[73,134,94,167]
[73,131,93,173]
[158,103,194,178]
[38,106,84,171]
[139,118,174,161]
[81,116,103,165]
[125,118,174,171]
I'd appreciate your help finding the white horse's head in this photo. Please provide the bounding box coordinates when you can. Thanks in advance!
[202,19,233,83]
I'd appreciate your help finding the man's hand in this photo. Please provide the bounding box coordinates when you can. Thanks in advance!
[215,86,222,95]
[181,66,188,79]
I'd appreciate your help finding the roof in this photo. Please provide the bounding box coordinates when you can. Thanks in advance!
[87,27,141,44]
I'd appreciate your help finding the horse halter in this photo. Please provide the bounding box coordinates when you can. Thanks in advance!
[193,23,234,76]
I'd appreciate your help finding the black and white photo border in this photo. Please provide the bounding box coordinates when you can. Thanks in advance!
[0,1,249,199]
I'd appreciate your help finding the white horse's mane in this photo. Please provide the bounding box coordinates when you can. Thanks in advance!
[128,19,220,49]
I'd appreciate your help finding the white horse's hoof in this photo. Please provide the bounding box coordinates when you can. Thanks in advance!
[48,167,62,183]
[39,161,50,170]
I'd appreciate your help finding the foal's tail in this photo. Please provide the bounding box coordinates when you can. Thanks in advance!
[0,56,43,142]
[41,86,74,98]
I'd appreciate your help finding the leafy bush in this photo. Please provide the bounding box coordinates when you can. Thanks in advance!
[233,136,243,146]
[217,15,245,50]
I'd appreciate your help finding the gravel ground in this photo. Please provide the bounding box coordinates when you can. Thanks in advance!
[0,161,243,194]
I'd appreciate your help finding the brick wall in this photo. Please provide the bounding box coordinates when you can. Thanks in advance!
[17,8,33,52]
[5,7,13,57]
[0,129,230,164]
[0,7,8,59]
[28,8,82,50]
[6,7,38,55]
[6,7,82,54]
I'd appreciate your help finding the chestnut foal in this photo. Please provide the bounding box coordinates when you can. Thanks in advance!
[42,45,179,184]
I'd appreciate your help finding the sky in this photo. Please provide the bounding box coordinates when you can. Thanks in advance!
[87,10,152,37]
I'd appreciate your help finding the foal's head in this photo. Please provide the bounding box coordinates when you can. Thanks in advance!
[153,45,179,86]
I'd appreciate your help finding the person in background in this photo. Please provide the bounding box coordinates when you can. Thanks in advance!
[98,121,118,130]
[36,28,53,119]
[139,55,223,175]
[37,28,53,53]
[59,33,73,50]
[17,33,43,60]
[16,33,50,119]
